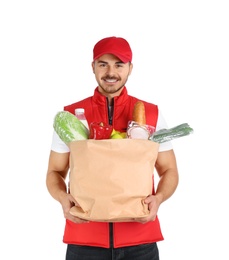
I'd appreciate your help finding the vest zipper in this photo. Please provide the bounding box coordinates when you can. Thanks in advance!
[107,97,114,248]
[107,97,114,125]
[109,222,114,248]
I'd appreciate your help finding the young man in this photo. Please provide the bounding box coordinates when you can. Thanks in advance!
[46,36,179,260]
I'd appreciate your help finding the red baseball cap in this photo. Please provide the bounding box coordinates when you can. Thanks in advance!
[93,36,132,63]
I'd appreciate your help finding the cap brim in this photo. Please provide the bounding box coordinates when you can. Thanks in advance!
[93,52,130,63]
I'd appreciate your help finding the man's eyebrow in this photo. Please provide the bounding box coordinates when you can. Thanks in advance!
[97,60,108,64]
[97,60,124,65]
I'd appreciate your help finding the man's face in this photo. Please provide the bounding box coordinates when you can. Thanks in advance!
[92,54,133,99]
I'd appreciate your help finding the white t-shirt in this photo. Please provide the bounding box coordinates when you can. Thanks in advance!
[50,109,173,153]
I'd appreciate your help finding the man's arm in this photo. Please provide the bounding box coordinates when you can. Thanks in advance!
[154,149,179,204]
[134,149,179,223]
[46,151,88,223]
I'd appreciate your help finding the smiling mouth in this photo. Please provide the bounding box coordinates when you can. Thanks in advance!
[104,78,119,83]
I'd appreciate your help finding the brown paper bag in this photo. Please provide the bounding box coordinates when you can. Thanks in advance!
[69,139,159,222]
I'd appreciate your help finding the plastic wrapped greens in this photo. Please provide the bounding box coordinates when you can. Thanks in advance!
[149,123,194,143]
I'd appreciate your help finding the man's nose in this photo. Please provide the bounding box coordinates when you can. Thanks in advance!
[106,66,115,75]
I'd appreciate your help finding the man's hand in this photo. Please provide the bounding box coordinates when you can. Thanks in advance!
[61,193,89,224]
[133,195,160,224]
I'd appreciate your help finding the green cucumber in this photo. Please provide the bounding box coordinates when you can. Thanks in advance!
[53,111,89,144]
[150,123,193,143]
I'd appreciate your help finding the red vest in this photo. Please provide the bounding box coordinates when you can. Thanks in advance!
[63,87,164,248]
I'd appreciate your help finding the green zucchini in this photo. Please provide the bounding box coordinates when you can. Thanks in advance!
[150,123,193,143]
[53,111,89,144]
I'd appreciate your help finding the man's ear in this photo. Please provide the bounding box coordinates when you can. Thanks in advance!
[91,61,95,74]
[128,63,133,76]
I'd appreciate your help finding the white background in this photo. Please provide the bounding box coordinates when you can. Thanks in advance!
[0,0,228,259]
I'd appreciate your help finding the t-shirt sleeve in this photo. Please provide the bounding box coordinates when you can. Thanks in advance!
[51,130,70,153]
[156,110,173,152]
